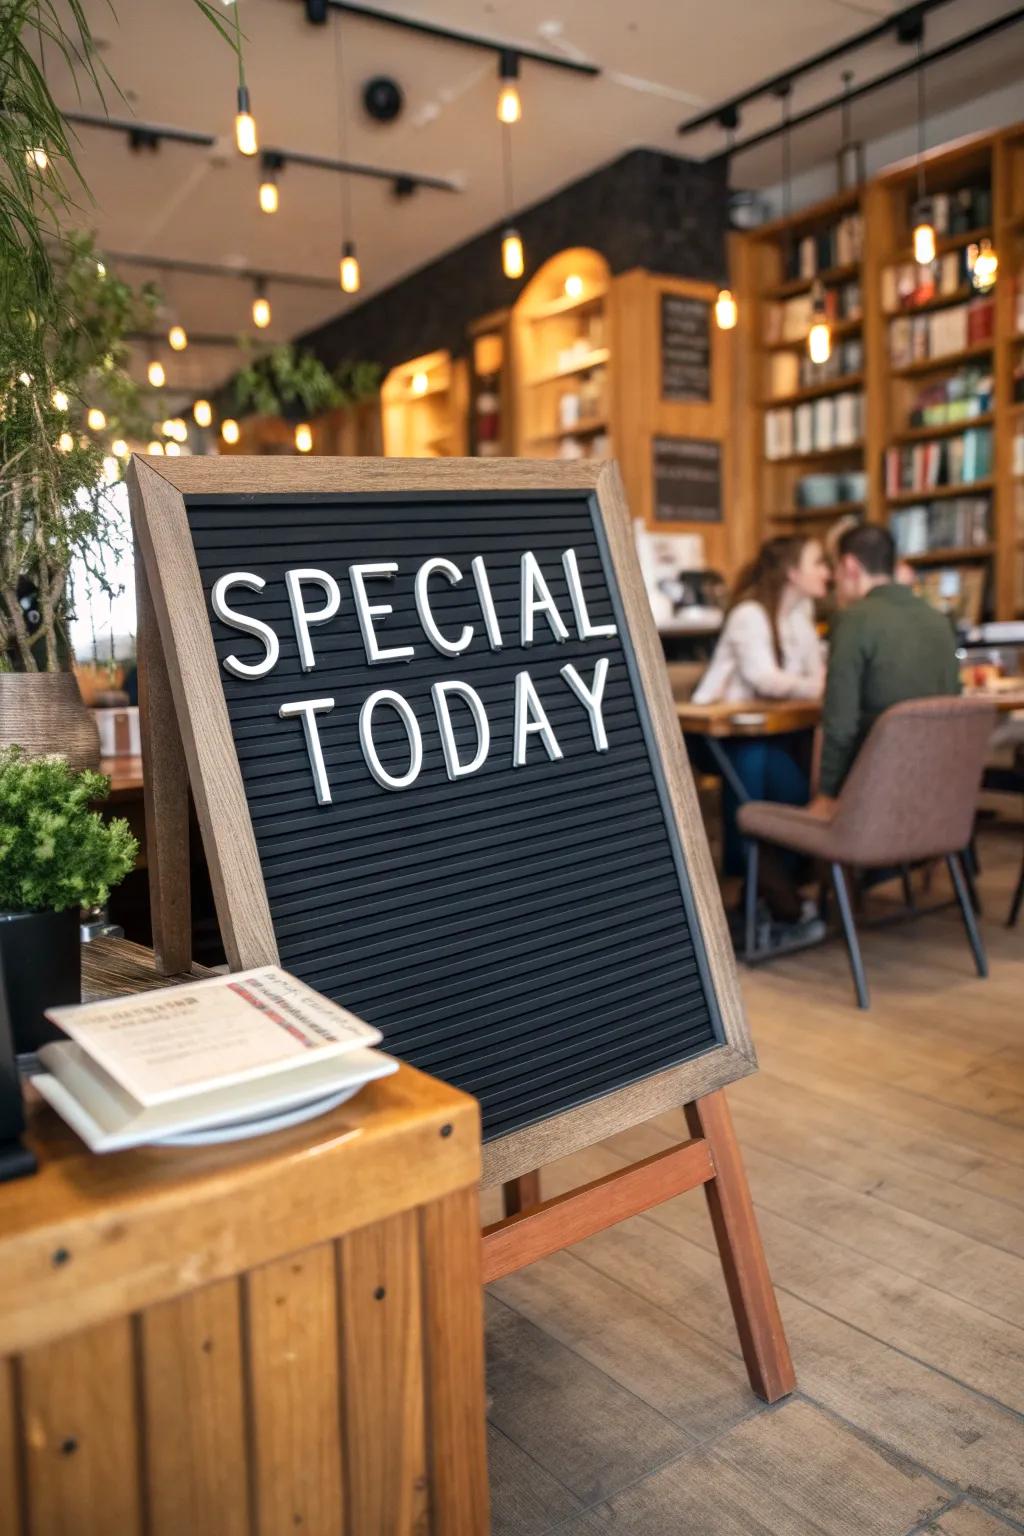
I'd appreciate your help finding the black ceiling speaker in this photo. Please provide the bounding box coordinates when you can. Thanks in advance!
[305,0,328,23]
[363,75,404,123]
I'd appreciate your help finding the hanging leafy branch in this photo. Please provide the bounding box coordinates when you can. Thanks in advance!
[234,343,381,418]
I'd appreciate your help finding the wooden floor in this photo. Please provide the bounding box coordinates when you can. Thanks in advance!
[482,823,1024,1536]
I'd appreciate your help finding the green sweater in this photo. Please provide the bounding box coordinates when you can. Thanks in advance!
[819,583,960,797]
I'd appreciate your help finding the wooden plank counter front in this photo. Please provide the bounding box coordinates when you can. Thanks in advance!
[0,939,488,1536]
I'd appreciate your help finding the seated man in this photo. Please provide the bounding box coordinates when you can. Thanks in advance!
[814,523,960,811]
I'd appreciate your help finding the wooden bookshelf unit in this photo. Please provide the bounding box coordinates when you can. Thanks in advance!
[380,349,468,458]
[735,119,1024,622]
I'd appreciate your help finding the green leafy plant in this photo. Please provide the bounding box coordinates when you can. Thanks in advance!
[0,232,159,671]
[0,747,138,912]
[234,342,382,419]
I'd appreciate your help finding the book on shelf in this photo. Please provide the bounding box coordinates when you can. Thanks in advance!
[763,282,861,345]
[888,298,994,366]
[885,427,993,495]
[890,496,991,557]
[764,392,862,460]
[32,965,397,1152]
[908,367,992,427]
[881,248,979,312]
[788,213,863,281]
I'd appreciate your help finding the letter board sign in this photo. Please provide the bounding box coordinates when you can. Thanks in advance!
[129,458,753,1175]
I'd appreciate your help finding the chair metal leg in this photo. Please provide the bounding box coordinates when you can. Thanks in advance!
[745,840,759,960]
[900,865,916,912]
[830,862,869,1010]
[1008,847,1024,929]
[946,853,988,978]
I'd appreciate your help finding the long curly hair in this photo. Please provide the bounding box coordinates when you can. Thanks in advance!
[728,536,810,664]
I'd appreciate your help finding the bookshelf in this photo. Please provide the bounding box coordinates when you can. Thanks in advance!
[736,119,1024,621]
[380,349,468,458]
[511,248,613,462]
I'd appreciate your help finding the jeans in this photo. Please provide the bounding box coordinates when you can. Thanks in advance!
[720,734,809,878]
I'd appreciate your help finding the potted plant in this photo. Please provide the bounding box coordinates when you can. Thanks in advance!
[234,341,381,423]
[0,747,137,1052]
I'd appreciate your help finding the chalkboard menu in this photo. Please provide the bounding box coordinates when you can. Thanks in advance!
[660,293,711,402]
[652,436,722,524]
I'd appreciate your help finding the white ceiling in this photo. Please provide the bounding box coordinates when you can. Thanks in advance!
[51,0,1024,405]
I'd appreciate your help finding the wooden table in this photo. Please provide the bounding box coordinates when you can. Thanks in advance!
[0,939,489,1536]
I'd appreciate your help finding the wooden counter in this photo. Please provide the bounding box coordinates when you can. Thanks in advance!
[0,940,488,1536]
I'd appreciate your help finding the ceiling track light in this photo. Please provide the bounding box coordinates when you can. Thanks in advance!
[497,50,522,124]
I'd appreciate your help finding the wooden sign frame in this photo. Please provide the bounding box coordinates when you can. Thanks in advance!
[128,454,794,1404]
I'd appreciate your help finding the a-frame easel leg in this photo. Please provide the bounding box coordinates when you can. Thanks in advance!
[136,549,193,976]
[502,1171,541,1216]
[685,1090,795,1403]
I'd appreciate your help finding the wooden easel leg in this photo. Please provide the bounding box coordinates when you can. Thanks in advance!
[685,1090,795,1403]
[502,1171,541,1217]
[136,550,193,976]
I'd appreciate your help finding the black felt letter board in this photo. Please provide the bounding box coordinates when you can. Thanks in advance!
[185,490,722,1139]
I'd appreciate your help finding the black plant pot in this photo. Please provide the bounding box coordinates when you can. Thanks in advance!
[0,908,81,1055]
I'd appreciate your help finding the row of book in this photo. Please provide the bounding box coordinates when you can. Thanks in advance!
[766,339,863,398]
[884,428,993,496]
[890,497,991,557]
[763,281,861,343]
[1014,431,1024,478]
[906,367,992,429]
[889,298,995,367]
[783,213,864,281]
[912,183,992,238]
[764,391,863,460]
[882,248,983,313]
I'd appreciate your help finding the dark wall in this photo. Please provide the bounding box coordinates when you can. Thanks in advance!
[299,148,730,375]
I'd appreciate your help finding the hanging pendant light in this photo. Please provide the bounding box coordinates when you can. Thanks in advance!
[232,6,257,156]
[807,280,831,365]
[969,237,998,293]
[715,289,738,331]
[910,24,935,267]
[497,51,522,124]
[252,278,271,329]
[499,117,524,280]
[339,240,361,294]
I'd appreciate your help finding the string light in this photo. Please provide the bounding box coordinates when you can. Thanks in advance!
[295,422,313,453]
[221,418,240,445]
[168,323,188,351]
[564,274,584,300]
[58,432,74,453]
[193,399,213,428]
[51,389,68,412]
[502,229,524,280]
[112,439,129,458]
[715,289,738,330]
[147,440,165,455]
[162,417,188,443]
[96,260,106,279]
[969,238,998,292]
[497,51,522,124]
[807,280,831,365]
[339,241,361,294]
[103,455,120,485]
[252,279,271,329]
[148,358,166,388]
[161,418,177,438]
[87,407,106,431]
[165,441,182,456]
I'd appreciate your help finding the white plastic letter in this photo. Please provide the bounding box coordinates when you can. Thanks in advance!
[471,555,504,650]
[513,671,563,767]
[349,562,415,664]
[211,573,280,679]
[519,551,569,646]
[561,658,610,752]
[415,558,473,657]
[285,568,341,672]
[562,548,617,639]
[359,690,423,790]
[431,681,490,781]
[279,697,335,805]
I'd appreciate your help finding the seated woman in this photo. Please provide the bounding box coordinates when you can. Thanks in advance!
[693,535,829,915]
